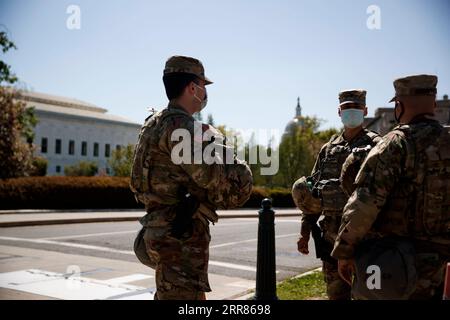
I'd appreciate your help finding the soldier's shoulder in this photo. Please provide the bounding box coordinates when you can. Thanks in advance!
[364,129,382,142]
[320,134,339,150]
[371,129,407,155]
[159,108,194,131]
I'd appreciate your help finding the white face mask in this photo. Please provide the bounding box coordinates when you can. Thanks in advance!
[194,83,208,111]
[340,109,364,128]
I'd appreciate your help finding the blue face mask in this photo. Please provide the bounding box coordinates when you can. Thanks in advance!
[194,83,208,111]
[341,109,364,128]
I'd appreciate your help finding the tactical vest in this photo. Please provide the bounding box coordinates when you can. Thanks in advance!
[318,130,380,213]
[320,130,379,180]
[130,107,219,224]
[374,121,450,243]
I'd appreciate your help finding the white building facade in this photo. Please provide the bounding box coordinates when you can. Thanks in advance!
[17,91,142,176]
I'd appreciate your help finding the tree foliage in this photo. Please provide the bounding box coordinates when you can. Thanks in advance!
[0,31,18,85]
[0,87,36,178]
[64,161,98,176]
[108,144,135,177]
[0,31,38,179]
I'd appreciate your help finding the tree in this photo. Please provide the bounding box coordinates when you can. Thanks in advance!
[273,116,338,188]
[0,30,37,179]
[0,88,37,179]
[215,118,338,188]
[30,156,48,176]
[108,144,135,176]
[0,31,18,84]
[64,161,98,176]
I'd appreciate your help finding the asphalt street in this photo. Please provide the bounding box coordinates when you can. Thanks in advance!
[0,216,321,282]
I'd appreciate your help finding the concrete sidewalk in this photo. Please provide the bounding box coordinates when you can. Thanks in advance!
[0,244,255,300]
[0,208,300,228]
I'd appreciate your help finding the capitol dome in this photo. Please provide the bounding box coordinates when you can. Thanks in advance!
[283,97,305,137]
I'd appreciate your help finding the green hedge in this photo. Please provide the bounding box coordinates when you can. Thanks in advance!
[0,177,295,210]
[245,186,295,208]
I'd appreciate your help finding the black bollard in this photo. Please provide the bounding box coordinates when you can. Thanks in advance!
[253,198,278,300]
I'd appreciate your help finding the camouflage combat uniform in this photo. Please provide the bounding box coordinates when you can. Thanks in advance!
[331,74,450,300]
[130,56,253,300]
[299,90,381,300]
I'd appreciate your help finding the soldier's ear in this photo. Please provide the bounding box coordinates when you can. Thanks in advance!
[338,107,342,117]
[189,81,196,93]
[184,81,195,96]
[364,106,368,116]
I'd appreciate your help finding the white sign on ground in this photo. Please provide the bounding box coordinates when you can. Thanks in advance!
[0,269,155,300]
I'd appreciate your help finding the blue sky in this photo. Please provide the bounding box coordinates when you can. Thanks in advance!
[1,0,449,143]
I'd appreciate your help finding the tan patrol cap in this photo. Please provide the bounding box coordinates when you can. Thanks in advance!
[389,74,437,102]
[339,89,366,106]
[163,55,213,85]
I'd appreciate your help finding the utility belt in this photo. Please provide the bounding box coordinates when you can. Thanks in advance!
[140,188,218,219]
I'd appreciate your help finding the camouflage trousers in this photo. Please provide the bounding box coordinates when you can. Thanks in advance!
[322,255,352,300]
[319,214,352,300]
[144,218,211,300]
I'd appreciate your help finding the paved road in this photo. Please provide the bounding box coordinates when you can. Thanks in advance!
[0,216,320,281]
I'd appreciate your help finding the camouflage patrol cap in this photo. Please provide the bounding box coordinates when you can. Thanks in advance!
[389,74,437,102]
[339,89,366,106]
[164,55,213,85]
[292,176,322,214]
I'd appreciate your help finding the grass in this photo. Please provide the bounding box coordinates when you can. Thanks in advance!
[276,270,327,300]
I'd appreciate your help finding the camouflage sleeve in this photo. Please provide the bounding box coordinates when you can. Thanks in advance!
[331,132,407,259]
[300,213,320,238]
[311,143,327,178]
[295,144,327,236]
[161,115,252,209]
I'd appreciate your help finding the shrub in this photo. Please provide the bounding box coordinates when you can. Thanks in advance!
[30,156,48,176]
[0,176,139,209]
[108,144,135,177]
[0,177,296,210]
[64,161,98,176]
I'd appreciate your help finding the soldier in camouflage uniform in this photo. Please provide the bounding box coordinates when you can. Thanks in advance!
[292,89,381,300]
[332,74,450,300]
[130,56,253,300]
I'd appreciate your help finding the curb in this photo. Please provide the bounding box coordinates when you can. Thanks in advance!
[0,208,297,215]
[0,213,300,228]
[0,217,140,228]
[227,267,323,300]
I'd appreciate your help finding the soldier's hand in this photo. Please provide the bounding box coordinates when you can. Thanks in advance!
[338,259,355,286]
[297,236,310,255]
